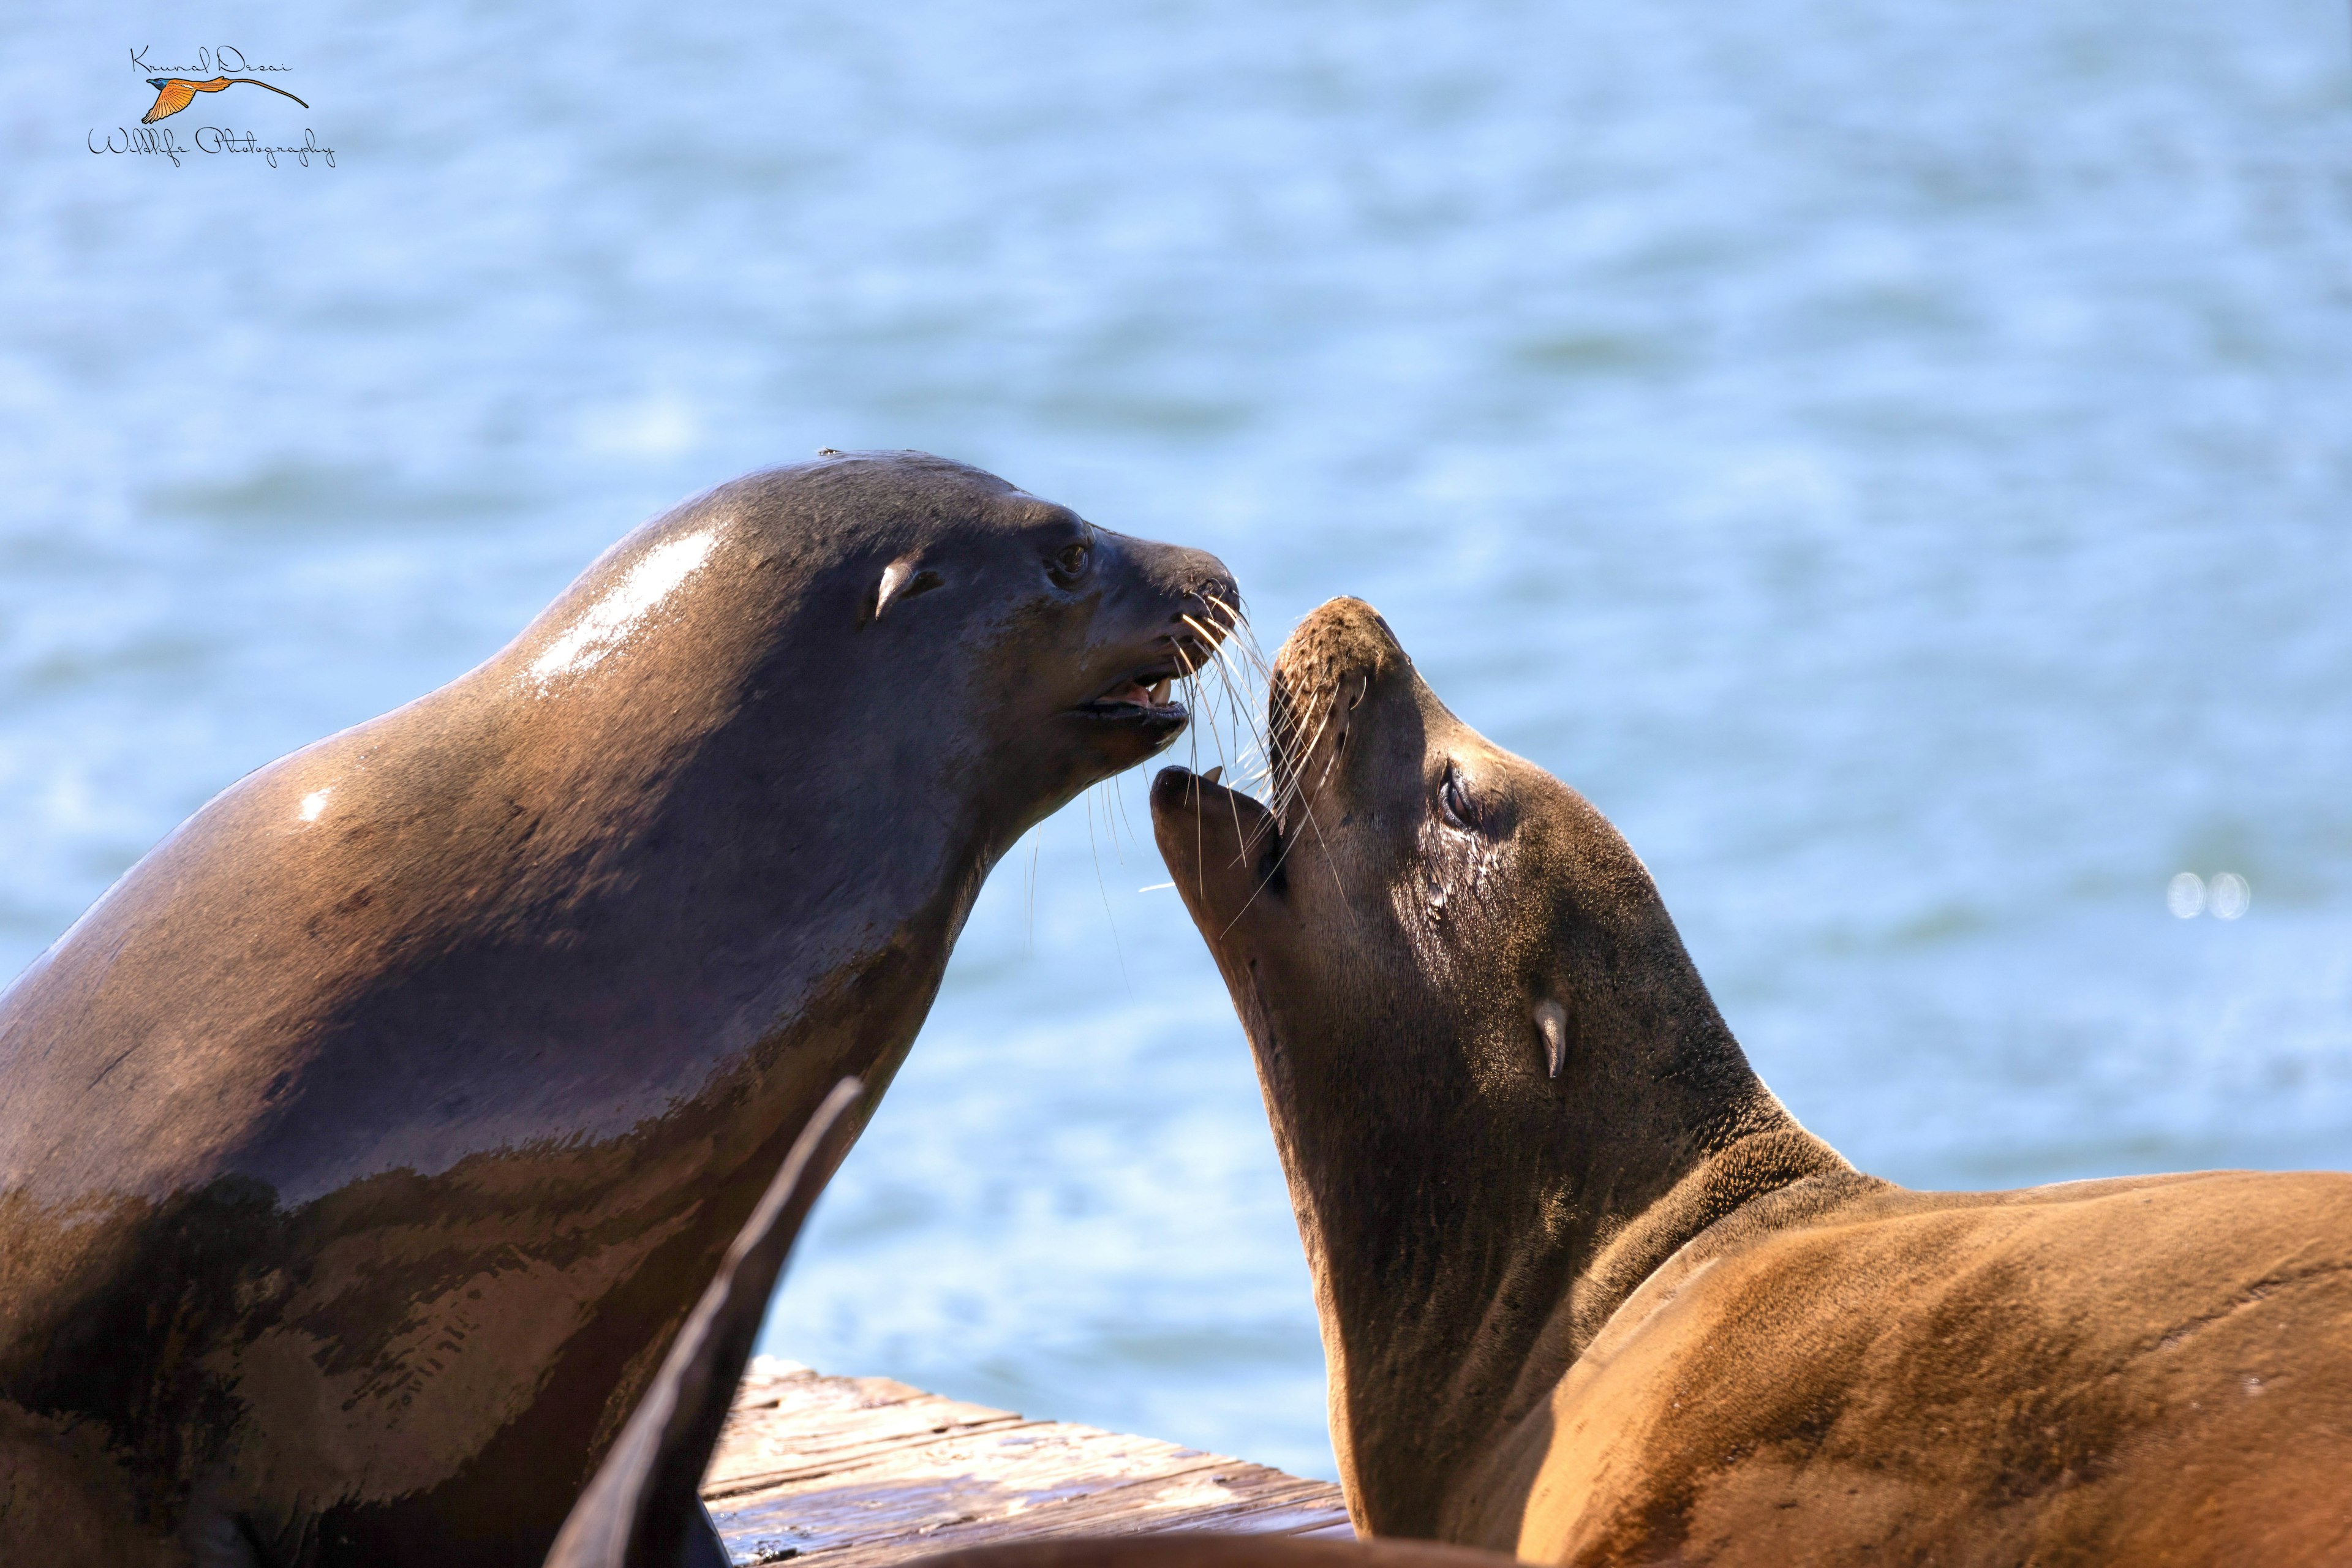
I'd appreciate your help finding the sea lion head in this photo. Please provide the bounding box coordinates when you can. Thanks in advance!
[797,450,1238,805]
[1150,595,1727,1118]
[501,448,1241,859]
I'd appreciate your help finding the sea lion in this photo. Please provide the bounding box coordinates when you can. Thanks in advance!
[1148,597,2352,1566]
[0,451,1237,1568]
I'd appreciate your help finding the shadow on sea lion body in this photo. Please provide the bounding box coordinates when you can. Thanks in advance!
[0,452,1235,1567]
[1150,597,2352,1566]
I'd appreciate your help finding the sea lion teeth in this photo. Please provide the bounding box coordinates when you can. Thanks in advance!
[1151,594,2352,1564]
[1150,677,1172,705]
[1091,677,1150,707]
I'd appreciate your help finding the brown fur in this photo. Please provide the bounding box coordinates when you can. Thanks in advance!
[1150,597,2352,1566]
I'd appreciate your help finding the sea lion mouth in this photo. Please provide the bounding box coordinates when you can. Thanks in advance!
[1150,764,1285,919]
[1074,664,1188,728]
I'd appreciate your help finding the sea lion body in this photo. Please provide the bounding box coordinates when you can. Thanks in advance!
[0,453,1234,1566]
[1498,1170,2352,1565]
[1150,598,2352,1565]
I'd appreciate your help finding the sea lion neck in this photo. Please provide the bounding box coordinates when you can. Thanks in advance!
[1243,913,1844,1537]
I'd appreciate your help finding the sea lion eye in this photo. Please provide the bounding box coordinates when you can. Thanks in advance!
[1439,762,1476,831]
[1047,540,1093,589]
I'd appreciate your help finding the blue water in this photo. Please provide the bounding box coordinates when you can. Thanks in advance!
[7,0,2352,1481]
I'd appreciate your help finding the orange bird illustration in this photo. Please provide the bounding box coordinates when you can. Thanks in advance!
[141,76,309,124]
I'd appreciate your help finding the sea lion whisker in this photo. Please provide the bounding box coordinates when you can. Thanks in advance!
[1279,680,1344,821]
[1083,788,1135,994]
[1285,778,1359,914]
[1183,611,1253,690]
[1202,594,1270,674]
[1188,675,1241,794]
[1190,628,1272,764]
[1177,620,1228,707]
[1196,624,1272,711]
[1212,639,1272,735]
[1103,773,1144,864]
[1218,786,1355,936]
[1177,597,1252,683]
[1191,752,1210,903]
[1205,617,1264,677]
[1241,678,1346,891]
[1172,673,1359,934]
[1024,821,1043,954]
[1220,770,1254,867]
[1174,634,1273,800]
[1219,639,1275,693]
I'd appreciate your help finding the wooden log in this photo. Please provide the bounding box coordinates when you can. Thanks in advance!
[703,1361,1353,1567]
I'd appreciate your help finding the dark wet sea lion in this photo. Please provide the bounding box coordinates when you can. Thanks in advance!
[0,451,1235,1567]
[1150,597,2352,1566]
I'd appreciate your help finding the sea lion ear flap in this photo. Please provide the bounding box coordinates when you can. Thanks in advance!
[872,559,944,621]
[1535,998,1570,1079]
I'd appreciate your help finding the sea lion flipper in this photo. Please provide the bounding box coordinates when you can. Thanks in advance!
[543,1078,865,1568]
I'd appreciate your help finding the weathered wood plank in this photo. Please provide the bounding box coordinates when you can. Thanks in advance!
[703,1360,1352,1567]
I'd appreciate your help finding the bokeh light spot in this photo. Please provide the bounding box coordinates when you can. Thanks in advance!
[2167,872,2205,919]
[2209,872,2252,921]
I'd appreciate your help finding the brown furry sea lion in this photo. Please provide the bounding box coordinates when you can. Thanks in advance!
[1148,596,2352,1566]
[0,451,1235,1567]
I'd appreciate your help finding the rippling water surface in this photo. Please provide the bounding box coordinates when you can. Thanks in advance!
[7,0,2351,1480]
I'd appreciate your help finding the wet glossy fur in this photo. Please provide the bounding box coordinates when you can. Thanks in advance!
[0,453,1232,1567]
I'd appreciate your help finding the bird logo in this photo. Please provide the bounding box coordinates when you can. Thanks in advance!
[141,76,309,125]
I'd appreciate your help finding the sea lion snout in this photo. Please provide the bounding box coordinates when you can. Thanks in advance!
[1062,532,1240,766]
[1126,537,1242,636]
[1150,762,1284,925]
[1151,596,1428,943]
[1106,533,1242,701]
[1266,598,1409,796]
